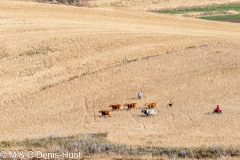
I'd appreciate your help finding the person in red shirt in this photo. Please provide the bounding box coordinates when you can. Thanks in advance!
[214,105,222,113]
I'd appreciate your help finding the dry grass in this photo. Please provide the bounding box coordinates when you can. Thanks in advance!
[35,0,92,7]
[1,134,240,159]
[0,0,240,158]
[86,0,240,10]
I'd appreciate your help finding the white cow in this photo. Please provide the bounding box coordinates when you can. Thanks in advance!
[141,109,156,116]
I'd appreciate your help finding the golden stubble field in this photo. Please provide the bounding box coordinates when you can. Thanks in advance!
[89,0,240,10]
[0,0,240,148]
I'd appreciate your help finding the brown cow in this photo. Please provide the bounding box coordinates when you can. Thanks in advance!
[99,110,111,117]
[109,104,122,110]
[145,102,158,109]
[124,103,137,109]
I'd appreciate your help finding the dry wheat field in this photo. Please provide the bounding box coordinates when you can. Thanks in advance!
[0,0,240,152]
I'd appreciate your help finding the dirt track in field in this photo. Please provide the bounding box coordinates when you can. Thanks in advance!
[217,18,240,23]
[0,0,240,147]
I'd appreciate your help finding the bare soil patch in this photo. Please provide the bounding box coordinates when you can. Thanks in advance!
[217,17,240,23]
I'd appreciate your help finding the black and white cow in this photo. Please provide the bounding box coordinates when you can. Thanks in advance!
[141,109,156,116]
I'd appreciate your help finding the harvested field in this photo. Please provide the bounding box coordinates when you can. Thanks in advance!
[0,0,240,155]
[87,0,240,10]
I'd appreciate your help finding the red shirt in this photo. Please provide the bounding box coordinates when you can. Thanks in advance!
[216,106,220,111]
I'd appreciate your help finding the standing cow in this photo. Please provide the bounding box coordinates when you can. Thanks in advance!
[124,103,137,109]
[145,102,158,109]
[109,104,122,110]
[141,109,156,116]
[99,110,111,117]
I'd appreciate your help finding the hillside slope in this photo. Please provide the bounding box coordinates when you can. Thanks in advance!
[89,0,240,10]
[0,0,240,147]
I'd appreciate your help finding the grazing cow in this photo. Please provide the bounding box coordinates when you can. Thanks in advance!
[109,104,122,110]
[99,110,111,117]
[124,103,137,109]
[141,109,156,116]
[145,102,158,109]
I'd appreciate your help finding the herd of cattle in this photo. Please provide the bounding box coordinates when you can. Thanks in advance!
[99,102,158,117]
